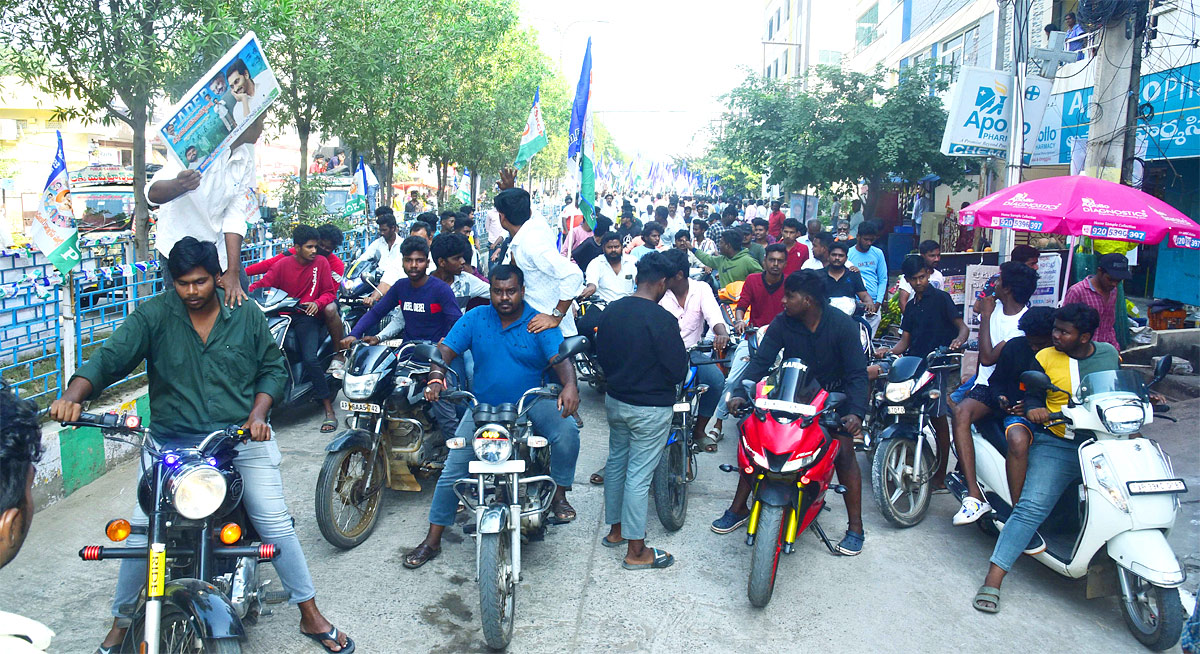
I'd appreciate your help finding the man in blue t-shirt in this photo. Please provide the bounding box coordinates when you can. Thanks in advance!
[401,265,582,569]
[846,221,887,335]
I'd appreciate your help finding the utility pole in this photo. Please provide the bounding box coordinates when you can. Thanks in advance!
[1082,2,1147,182]
[1120,1,1149,186]
[998,0,1031,260]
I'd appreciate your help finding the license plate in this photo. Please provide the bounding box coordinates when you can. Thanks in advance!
[673,402,691,413]
[1127,479,1187,495]
[887,405,906,414]
[339,401,381,414]
[469,459,526,474]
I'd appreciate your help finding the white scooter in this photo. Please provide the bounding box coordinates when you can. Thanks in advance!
[947,356,1187,651]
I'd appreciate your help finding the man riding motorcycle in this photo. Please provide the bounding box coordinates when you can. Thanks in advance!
[721,270,869,556]
[48,237,353,654]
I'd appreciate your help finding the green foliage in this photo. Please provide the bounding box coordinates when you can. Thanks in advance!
[715,62,975,214]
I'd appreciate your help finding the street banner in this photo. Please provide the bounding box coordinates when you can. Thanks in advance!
[33,131,81,276]
[941,67,1013,158]
[515,87,547,170]
[154,32,279,173]
[567,38,596,228]
[1019,76,1054,165]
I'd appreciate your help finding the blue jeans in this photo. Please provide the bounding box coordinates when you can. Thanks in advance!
[603,396,672,541]
[113,436,316,617]
[714,338,752,420]
[694,354,726,418]
[990,431,1081,571]
[428,399,580,527]
[951,374,977,404]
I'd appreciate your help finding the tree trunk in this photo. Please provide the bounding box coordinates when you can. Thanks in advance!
[131,100,149,261]
[385,133,398,206]
[470,161,480,206]
[298,122,311,186]
[863,175,883,222]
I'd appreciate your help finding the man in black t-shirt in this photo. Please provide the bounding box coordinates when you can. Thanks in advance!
[988,306,1055,504]
[875,256,968,490]
[571,216,612,272]
[822,241,875,314]
[595,252,686,571]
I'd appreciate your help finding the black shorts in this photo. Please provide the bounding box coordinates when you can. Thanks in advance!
[965,383,1000,412]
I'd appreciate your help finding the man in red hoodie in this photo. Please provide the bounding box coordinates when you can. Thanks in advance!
[249,224,339,431]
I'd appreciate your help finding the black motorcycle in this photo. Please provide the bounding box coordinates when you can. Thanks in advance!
[338,257,383,335]
[315,339,454,549]
[573,297,607,392]
[867,346,961,528]
[72,412,285,654]
[251,287,342,408]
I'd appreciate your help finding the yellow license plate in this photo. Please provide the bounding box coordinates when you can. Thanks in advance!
[339,401,381,414]
[148,543,166,597]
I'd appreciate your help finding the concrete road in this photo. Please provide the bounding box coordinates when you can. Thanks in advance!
[2,386,1195,653]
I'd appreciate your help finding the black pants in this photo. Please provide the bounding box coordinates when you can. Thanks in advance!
[292,314,331,400]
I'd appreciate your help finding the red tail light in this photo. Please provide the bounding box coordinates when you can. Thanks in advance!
[258,544,276,560]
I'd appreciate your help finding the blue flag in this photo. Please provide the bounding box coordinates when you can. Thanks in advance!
[567,38,593,162]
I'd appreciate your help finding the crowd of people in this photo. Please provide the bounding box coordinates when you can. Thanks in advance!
[0,155,1166,652]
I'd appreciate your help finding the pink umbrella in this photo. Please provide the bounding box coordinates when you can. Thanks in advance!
[959,176,1200,249]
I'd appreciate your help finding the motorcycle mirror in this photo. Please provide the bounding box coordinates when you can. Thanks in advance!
[1152,355,1174,385]
[411,342,445,366]
[557,335,589,362]
[1019,370,1055,393]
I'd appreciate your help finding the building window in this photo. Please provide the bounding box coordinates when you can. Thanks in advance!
[783,50,789,76]
[855,3,880,53]
[768,19,774,40]
[786,0,791,20]
[775,8,781,32]
[940,24,981,82]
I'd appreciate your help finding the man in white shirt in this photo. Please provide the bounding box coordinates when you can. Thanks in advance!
[226,58,278,124]
[431,233,489,310]
[895,240,946,311]
[357,212,403,301]
[499,186,584,336]
[581,233,637,304]
[848,199,865,238]
[150,115,263,307]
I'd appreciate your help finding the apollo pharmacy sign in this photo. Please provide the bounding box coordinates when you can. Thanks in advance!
[940,67,1053,161]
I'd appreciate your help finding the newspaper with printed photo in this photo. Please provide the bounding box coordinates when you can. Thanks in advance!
[154,32,279,172]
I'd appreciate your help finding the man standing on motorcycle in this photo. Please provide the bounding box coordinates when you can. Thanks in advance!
[249,225,340,433]
[951,261,1040,525]
[595,252,688,570]
[357,211,403,300]
[722,270,870,555]
[403,265,581,569]
[973,303,1119,613]
[703,243,790,458]
[49,237,354,653]
[873,256,968,490]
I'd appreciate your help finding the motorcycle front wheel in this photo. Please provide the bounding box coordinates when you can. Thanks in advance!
[747,504,785,608]
[478,531,516,650]
[315,446,386,549]
[652,434,689,531]
[870,435,934,528]
[151,605,240,653]
[1117,567,1183,651]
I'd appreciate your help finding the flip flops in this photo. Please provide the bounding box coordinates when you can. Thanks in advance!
[622,547,675,570]
[402,544,440,569]
[600,535,627,548]
[320,418,338,433]
[301,626,355,653]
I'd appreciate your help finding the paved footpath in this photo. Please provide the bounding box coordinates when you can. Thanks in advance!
[2,387,1195,653]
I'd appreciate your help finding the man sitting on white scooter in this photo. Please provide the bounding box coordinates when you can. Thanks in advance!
[973,303,1119,613]
[986,306,1056,505]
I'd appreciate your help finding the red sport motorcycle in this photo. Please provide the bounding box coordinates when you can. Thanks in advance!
[723,358,848,607]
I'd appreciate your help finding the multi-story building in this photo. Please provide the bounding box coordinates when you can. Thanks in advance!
[762,0,814,82]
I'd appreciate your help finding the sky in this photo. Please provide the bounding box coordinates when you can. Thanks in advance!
[518,0,854,163]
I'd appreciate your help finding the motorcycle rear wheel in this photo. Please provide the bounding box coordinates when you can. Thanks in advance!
[315,446,386,549]
[1117,567,1183,651]
[747,504,785,608]
[479,531,516,650]
[652,435,689,531]
[871,435,934,528]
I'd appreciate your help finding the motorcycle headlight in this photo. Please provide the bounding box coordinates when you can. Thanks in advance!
[781,450,819,472]
[1099,404,1144,435]
[885,380,915,403]
[473,424,512,463]
[343,372,381,400]
[167,463,228,520]
[1089,454,1129,513]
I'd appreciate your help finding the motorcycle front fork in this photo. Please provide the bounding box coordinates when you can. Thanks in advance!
[745,477,804,554]
[472,473,523,583]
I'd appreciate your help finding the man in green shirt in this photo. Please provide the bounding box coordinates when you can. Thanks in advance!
[49,237,354,653]
[692,230,763,287]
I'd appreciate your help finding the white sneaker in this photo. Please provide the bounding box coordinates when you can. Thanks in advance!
[953,496,992,526]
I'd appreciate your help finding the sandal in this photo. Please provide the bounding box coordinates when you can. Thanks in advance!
[549,496,576,523]
[696,428,720,453]
[973,585,1001,613]
[622,547,675,570]
[402,544,440,569]
[301,626,355,653]
[320,418,338,433]
[590,469,604,485]
[600,535,626,548]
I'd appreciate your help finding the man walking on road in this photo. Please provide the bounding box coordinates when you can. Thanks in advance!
[596,252,687,570]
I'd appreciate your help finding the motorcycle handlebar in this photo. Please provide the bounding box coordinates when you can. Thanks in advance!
[61,412,147,434]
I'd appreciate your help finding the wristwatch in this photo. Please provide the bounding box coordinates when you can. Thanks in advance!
[550,308,566,319]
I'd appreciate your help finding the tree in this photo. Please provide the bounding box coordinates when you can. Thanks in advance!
[3,0,232,259]
[715,62,972,218]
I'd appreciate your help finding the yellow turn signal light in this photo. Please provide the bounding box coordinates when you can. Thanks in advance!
[106,519,132,542]
[219,523,242,545]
